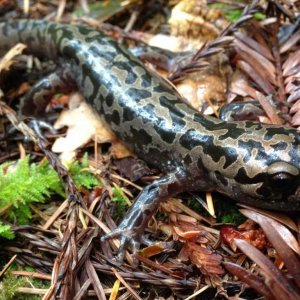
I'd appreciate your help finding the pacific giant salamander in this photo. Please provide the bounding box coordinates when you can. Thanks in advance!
[1,20,300,258]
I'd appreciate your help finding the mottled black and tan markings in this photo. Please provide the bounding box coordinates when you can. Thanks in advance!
[1,20,300,254]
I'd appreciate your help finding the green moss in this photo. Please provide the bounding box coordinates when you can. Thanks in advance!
[210,2,265,22]
[0,272,26,300]
[0,268,50,300]
[0,222,14,240]
[111,186,129,219]
[73,0,123,20]
[213,195,245,224]
[68,153,100,189]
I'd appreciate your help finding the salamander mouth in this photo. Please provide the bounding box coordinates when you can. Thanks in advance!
[266,187,300,211]
[230,184,300,212]
[288,186,300,203]
[239,196,300,212]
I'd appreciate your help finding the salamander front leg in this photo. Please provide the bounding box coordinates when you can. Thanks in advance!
[20,67,75,116]
[101,172,185,262]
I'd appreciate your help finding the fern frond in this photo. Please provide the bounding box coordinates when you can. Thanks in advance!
[0,156,63,224]
[0,154,100,236]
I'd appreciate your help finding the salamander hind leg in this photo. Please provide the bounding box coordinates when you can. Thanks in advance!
[101,172,186,262]
[219,101,264,122]
[20,67,76,116]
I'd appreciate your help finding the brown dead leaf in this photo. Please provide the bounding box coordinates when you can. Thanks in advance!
[234,31,274,61]
[280,28,300,54]
[285,75,300,93]
[237,60,275,95]
[291,114,300,126]
[290,99,300,114]
[282,49,300,76]
[256,92,283,125]
[110,141,132,159]
[52,93,132,162]
[138,243,166,258]
[176,73,226,113]
[168,218,209,244]
[287,88,300,103]
[146,0,225,53]
[179,242,224,275]
[173,225,205,240]
[234,239,300,300]
[223,262,278,300]
[53,93,115,147]
[169,0,223,41]
[173,214,198,224]
[161,198,214,224]
[148,34,200,52]
[160,200,184,214]
[174,53,230,114]
[85,259,106,300]
[228,70,260,101]
[136,253,185,278]
[240,209,300,256]
[238,204,299,232]
[234,38,276,84]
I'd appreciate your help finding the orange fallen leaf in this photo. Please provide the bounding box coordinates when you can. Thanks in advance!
[179,242,224,275]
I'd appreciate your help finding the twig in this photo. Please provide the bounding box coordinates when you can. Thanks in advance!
[0,255,17,278]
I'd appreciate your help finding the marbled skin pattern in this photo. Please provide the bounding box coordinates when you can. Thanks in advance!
[1,20,300,254]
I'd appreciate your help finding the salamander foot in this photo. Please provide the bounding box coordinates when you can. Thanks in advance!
[101,226,141,262]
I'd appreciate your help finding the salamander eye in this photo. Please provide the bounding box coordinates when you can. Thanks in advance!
[269,172,294,189]
[267,162,299,190]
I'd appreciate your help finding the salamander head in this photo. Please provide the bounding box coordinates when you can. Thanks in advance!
[212,158,300,212]
[206,124,300,212]
[264,160,300,207]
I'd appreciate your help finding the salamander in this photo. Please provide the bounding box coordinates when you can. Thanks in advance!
[1,20,300,258]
